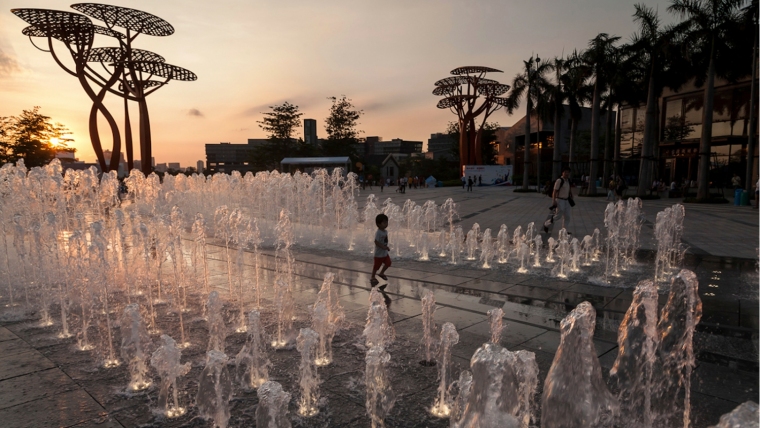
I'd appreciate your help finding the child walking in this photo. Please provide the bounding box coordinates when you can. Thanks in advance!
[371,214,391,287]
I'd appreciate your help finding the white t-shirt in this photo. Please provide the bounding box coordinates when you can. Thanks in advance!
[554,178,571,199]
[374,229,389,258]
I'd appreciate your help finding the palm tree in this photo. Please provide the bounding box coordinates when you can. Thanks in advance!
[548,56,568,181]
[506,55,553,190]
[631,4,672,196]
[668,0,746,199]
[561,51,592,174]
[741,0,758,190]
[584,34,621,195]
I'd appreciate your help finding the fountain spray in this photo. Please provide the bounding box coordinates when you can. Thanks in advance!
[151,334,191,418]
[431,322,459,418]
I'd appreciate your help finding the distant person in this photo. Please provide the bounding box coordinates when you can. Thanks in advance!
[478,175,482,186]
[380,179,384,193]
[467,176,473,192]
[732,173,742,190]
[549,167,574,235]
[370,213,391,287]
[615,176,627,201]
[607,177,616,201]
[462,176,466,189]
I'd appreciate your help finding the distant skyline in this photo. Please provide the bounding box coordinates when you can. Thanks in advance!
[0,0,679,166]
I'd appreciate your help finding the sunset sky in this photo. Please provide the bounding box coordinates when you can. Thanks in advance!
[0,0,678,167]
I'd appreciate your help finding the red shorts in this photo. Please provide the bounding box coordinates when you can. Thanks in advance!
[373,255,392,271]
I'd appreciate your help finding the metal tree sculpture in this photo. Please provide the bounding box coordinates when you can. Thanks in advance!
[11,4,196,175]
[433,67,510,172]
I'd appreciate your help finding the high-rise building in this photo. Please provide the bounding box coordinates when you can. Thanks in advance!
[197,160,204,173]
[427,133,456,160]
[304,119,318,145]
[168,162,180,170]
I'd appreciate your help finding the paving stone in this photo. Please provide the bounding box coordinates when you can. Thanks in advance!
[462,319,547,348]
[0,368,80,410]
[0,326,18,342]
[0,388,106,428]
[0,350,56,381]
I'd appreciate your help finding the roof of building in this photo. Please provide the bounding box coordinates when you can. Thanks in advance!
[280,157,351,165]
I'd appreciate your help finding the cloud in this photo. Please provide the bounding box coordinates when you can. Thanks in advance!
[0,47,21,78]
[187,108,204,117]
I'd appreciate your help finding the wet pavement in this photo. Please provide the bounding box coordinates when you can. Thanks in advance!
[359,185,759,259]
[0,209,757,427]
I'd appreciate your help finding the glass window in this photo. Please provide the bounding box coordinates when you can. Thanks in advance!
[687,124,703,140]
[620,133,634,159]
[665,98,683,119]
[620,108,634,131]
[635,108,646,132]
[732,87,751,136]
[713,144,731,157]
[713,89,732,122]
[712,121,732,137]
[683,95,703,125]
[730,145,745,164]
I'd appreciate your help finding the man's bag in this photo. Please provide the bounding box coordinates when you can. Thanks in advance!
[543,207,557,234]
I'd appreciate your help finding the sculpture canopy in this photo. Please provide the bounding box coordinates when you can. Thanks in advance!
[13,9,95,47]
[71,3,174,36]
[11,3,197,176]
[433,66,511,169]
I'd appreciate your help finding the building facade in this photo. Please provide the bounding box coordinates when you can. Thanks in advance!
[426,133,455,160]
[498,106,610,180]
[304,119,318,146]
[619,76,757,187]
[205,142,256,173]
[355,137,423,156]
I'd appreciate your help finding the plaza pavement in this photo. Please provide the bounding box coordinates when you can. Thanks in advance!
[0,186,756,427]
[360,184,759,260]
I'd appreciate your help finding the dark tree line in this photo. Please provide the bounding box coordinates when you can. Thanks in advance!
[250,96,363,171]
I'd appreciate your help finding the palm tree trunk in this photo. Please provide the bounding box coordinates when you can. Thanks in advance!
[746,20,758,191]
[522,101,532,190]
[569,118,578,173]
[588,77,602,194]
[638,60,658,197]
[553,98,562,180]
[603,101,613,184]
[614,107,621,177]
[697,36,716,200]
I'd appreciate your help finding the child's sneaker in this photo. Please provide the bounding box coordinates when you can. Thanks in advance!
[370,278,379,286]
[378,274,388,281]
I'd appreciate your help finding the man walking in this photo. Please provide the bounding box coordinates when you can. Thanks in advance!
[551,167,574,235]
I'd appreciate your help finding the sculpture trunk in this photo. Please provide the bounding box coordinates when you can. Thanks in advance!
[125,95,134,171]
[459,119,468,173]
[474,125,483,165]
[139,96,153,176]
